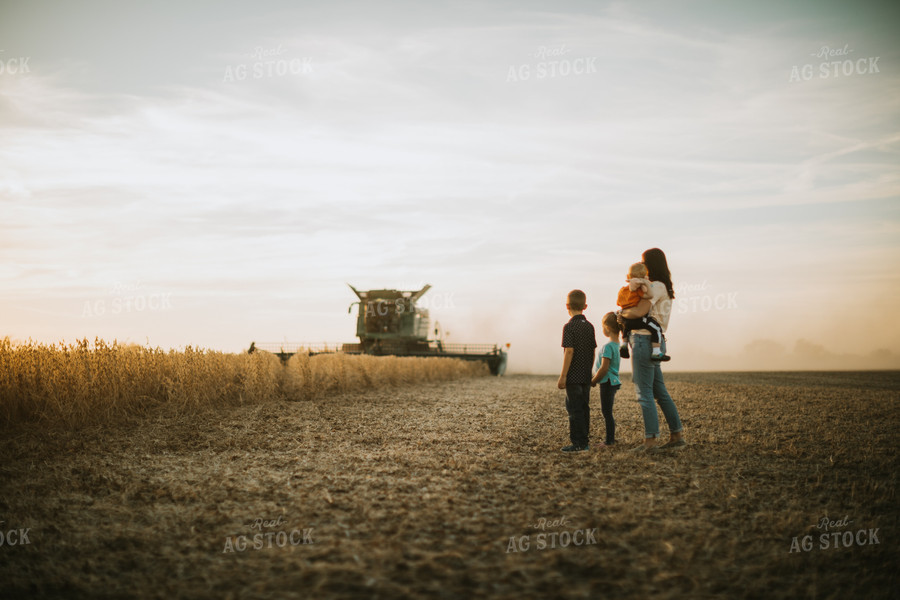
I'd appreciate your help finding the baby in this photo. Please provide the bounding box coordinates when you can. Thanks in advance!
[617,263,669,361]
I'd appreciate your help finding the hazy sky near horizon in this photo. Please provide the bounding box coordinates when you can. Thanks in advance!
[2,0,899,372]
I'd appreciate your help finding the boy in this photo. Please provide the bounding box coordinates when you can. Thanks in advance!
[617,262,669,361]
[590,312,622,447]
[557,289,597,452]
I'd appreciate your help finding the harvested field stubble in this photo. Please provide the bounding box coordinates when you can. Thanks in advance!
[0,371,897,599]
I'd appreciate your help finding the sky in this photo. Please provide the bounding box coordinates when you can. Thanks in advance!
[2,0,899,373]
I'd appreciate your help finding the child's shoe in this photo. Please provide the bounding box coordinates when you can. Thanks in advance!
[562,444,589,452]
[651,352,670,362]
[619,344,630,359]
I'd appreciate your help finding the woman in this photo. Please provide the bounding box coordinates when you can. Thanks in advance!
[619,248,685,452]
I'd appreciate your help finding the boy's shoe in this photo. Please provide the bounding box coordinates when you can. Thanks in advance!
[561,445,589,452]
[651,353,671,362]
[619,344,630,359]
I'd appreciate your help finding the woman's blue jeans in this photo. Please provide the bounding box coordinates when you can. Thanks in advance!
[630,333,683,439]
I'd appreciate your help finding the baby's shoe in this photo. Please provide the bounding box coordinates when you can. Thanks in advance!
[619,344,630,359]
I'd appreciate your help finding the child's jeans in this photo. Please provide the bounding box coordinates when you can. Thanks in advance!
[565,383,591,448]
[599,381,620,445]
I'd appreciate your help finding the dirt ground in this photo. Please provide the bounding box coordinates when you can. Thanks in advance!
[1,371,897,599]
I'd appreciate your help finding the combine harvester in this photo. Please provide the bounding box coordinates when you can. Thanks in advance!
[250,284,508,375]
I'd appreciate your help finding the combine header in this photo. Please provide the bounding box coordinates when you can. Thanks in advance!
[250,284,508,375]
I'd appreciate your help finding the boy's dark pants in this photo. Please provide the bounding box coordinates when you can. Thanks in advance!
[599,381,620,445]
[565,384,591,448]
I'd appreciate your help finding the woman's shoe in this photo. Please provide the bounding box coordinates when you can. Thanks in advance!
[659,439,686,450]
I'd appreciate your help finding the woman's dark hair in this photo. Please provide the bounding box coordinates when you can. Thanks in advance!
[642,248,675,299]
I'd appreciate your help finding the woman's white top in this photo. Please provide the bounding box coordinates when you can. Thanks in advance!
[632,280,672,336]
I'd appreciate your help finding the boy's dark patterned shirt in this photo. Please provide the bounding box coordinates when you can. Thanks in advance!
[561,314,597,385]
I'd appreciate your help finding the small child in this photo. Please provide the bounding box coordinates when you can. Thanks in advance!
[557,289,597,453]
[617,262,669,361]
[590,312,621,447]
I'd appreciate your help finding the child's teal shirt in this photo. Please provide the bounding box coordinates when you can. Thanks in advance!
[596,340,621,385]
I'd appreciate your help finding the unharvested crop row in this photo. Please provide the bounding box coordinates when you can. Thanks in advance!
[0,337,487,428]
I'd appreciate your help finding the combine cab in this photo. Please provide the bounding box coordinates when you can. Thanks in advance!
[251,284,508,375]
